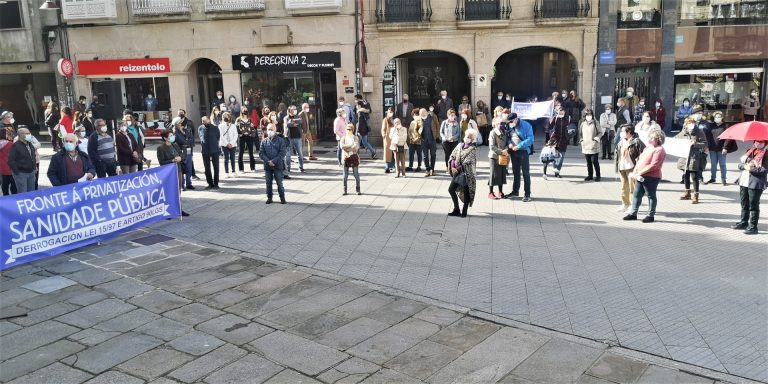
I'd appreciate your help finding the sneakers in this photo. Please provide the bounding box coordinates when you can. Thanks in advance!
[595,177,601,182]
[495,192,504,200]
[522,196,532,202]
[406,167,414,172]
[415,167,422,172]
[641,216,654,223]
[424,171,431,177]
[542,174,548,180]
[623,214,637,221]
[584,176,593,181]
[731,222,748,230]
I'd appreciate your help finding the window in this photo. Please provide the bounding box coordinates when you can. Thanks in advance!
[0,1,23,29]
[678,0,768,26]
[618,0,662,28]
[673,62,763,122]
[123,77,170,112]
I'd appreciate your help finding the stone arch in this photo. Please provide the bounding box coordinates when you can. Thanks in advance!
[491,46,582,102]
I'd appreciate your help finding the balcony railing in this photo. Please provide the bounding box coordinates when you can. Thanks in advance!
[205,0,265,12]
[534,0,590,19]
[130,0,191,16]
[455,0,511,21]
[375,0,432,23]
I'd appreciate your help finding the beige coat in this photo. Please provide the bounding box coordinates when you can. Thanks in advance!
[579,120,602,155]
[381,118,394,163]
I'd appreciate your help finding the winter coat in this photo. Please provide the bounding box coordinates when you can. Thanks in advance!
[614,135,645,172]
[381,118,394,163]
[675,128,708,172]
[449,143,477,206]
[199,124,221,155]
[115,131,139,166]
[219,122,239,148]
[7,140,37,174]
[408,118,423,145]
[548,117,570,152]
[47,149,95,186]
[579,120,602,155]
[705,122,737,153]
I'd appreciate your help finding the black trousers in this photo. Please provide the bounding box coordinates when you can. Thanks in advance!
[739,186,762,228]
[511,150,531,197]
[442,141,458,169]
[600,132,614,158]
[1,174,17,195]
[408,144,422,168]
[448,180,470,215]
[95,160,117,178]
[203,152,220,187]
[239,136,256,171]
[585,153,601,178]
[684,170,700,192]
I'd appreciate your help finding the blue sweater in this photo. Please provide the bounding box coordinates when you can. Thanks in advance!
[506,119,534,155]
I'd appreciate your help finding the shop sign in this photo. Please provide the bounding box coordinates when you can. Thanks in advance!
[58,58,74,77]
[77,58,171,76]
[233,52,341,71]
[62,0,117,20]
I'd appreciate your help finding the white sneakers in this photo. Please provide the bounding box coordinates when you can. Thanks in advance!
[617,204,628,212]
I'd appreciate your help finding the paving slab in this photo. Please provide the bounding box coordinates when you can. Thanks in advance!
[116,347,194,380]
[427,327,550,384]
[234,269,311,296]
[249,331,349,376]
[202,354,283,384]
[6,362,92,384]
[196,313,274,345]
[226,276,337,319]
[128,290,192,314]
[56,299,137,328]
[167,344,248,383]
[413,306,464,326]
[328,292,397,320]
[347,318,441,364]
[316,317,391,350]
[0,339,85,382]
[636,364,715,384]
[167,331,225,356]
[0,320,79,359]
[428,317,501,352]
[359,368,422,384]
[8,301,79,327]
[93,308,160,332]
[259,282,371,328]
[163,303,225,326]
[263,369,322,384]
[94,278,154,299]
[585,352,650,384]
[384,340,463,380]
[82,371,145,384]
[135,317,193,341]
[19,275,77,294]
[365,298,429,325]
[506,338,605,383]
[73,332,164,374]
[288,312,353,339]
[66,268,123,287]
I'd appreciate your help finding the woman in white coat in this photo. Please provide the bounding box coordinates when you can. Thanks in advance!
[219,112,239,178]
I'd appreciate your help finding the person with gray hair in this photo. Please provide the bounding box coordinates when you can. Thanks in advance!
[87,118,117,178]
[47,133,95,186]
[7,127,37,193]
[623,127,666,223]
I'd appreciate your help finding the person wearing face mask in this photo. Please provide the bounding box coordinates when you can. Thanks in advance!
[599,104,617,160]
[115,121,139,175]
[82,109,95,136]
[649,98,665,130]
[493,91,510,110]
[458,96,473,118]
[87,119,117,178]
[579,109,602,182]
[390,118,409,178]
[338,96,356,125]
[74,96,87,115]
[334,108,348,166]
[395,94,414,128]
[437,90,454,121]
[0,128,16,195]
[236,110,257,174]
[284,105,305,174]
[212,91,224,110]
[440,109,461,174]
[564,90,585,145]
[420,108,439,177]
[157,130,190,216]
[219,112,239,178]
[381,107,396,173]
[475,100,490,146]
[622,87,639,115]
[227,95,241,116]
[259,107,272,138]
[733,140,768,234]
[44,102,61,151]
[675,117,708,204]
[122,113,147,171]
[488,111,509,199]
[7,128,37,193]
[741,89,761,122]
[448,130,478,218]
[75,126,89,154]
[174,120,195,190]
[633,97,647,125]
[407,109,423,172]
[459,108,479,144]
[341,123,362,195]
[47,133,95,187]
[299,103,317,161]
[547,107,570,178]
[614,124,645,213]
[623,128,666,223]
[355,101,377,160]
[260,123,288,204]
[675,98,693,130]
[635,111,660,135]
[704,111,737,186]
[198,116,221,190]
[506,113,534,201]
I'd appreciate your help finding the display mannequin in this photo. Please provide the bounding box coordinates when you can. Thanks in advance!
[24,84,39,124]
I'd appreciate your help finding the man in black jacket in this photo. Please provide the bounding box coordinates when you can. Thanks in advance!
[199,116,221,190]
[48,133,95,186]
[7,128,37,193]
[437,90,454,121]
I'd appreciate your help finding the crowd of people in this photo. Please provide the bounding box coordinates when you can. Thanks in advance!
[0,86,765,234]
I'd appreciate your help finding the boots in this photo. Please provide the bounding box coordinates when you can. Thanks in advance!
[692,193,699,204]
[745,211,759,234]
[680,190,691,200]
[356,186,361,195]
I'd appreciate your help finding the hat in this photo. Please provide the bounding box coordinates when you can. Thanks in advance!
[509,112,518,120]
[692,105,704,113]
[626,87,634,92]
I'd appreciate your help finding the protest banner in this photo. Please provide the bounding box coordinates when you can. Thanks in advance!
[637,130,692,158]
[510,100,554,120]
[0,164,181,270]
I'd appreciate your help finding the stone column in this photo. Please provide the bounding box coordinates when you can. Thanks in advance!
[221,70,243,103]
[594,0,617,109]
[167,72,191,119]
[659,0,678,133]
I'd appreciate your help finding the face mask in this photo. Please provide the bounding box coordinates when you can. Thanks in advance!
[217,95,223,99]
[497,95,503,100]
[561,93,567,98]
[87,113,93,118]
[585,115,593,122]
[338,102,344,106]
[79,131,86,138]
[686,123,695,131]
[429,107,434,112]
[751,92,757,97]
[501,114,509,120]
[9,118,15,124]
[506,97,511,101]
[605,109,611,113]
[643,116,650,123]
[464,137,472,145]
[100,126,107,133]
[64,142,76,152]
[303,108,309,113]
[618,104,624,109]
[694,114,702,121]
[267,130,276,138]
[387,112,393,118]
[655,102,661,108]
[714,116,723,124]
[683,102,690,107]
[120,126,127,132]
[639,102,645,106]
[755,143,766,149]
[442,95,447,100]
[626,92,633,97]
[230,98,235,103]
[461,114,467,120]
[271,116,277,121]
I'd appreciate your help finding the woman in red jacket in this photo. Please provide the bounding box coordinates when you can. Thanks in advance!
[649,98,666,130]
[59,106,74,136]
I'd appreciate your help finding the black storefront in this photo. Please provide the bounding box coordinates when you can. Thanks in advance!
[233,52,340,139]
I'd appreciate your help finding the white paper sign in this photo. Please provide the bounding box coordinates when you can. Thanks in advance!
[510,101,554,120]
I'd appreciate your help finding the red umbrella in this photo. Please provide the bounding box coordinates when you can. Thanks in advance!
[718,121,768,142]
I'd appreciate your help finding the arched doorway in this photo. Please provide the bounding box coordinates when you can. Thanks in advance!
[382,50,470,111]
[492,47,578,104]
[192,58,223,118]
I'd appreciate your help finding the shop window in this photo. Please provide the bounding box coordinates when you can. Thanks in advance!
[673,64,762,122]
[618,0,662,28]
[678,0,768,26]
[124,77,170,113]
[0,1,23,29]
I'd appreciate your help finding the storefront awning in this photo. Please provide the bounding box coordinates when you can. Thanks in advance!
[674,67,764,76]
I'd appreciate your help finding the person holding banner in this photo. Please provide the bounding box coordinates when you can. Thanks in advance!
[47,133,95,186]
[157,130,190,216]
[260,123,288,204]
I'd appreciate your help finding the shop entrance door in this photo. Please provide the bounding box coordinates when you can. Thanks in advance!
[615,65,657,104]
[195,59,223,118]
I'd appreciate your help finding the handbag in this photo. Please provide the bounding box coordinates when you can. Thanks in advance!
[55,124,66,139]
[344,153,360,168]
[453,170,467,186]
[497,152,509,166]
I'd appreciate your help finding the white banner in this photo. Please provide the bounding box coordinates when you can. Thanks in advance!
[510,101,554,120]
[638,131,692,158]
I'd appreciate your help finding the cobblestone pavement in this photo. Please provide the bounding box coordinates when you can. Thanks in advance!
[0,230,753,383]
[16,140,768,382]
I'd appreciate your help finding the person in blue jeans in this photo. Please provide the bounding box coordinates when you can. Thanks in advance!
[506,113,534,202]
[624,128,667,223]
[356,100,377,159]
[284,105,305,174]
[259,123,287,204]
[704,111,736,185]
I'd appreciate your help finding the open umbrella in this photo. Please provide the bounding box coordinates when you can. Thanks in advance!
[717,120,768,141]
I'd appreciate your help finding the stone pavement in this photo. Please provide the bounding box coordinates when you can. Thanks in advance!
[18,139,768,382]
[0,230,751,384]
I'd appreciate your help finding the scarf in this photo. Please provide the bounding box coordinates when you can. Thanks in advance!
[746,146,766,168]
